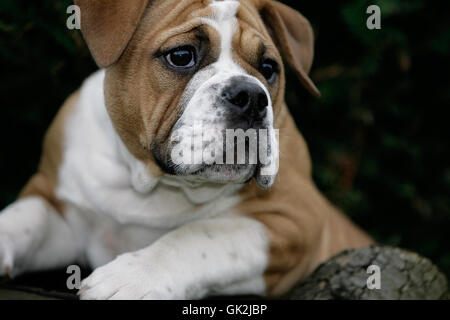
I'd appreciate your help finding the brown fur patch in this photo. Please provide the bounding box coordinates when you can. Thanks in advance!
[19,90,80,214]
[75,0,150,67]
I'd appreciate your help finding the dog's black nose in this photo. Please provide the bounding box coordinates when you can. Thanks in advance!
[222,78,268,121]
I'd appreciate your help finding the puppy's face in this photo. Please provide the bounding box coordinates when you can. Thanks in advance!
[79,0,319,189]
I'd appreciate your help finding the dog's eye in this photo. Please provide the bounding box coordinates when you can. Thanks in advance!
[260,59,279,83]
[165,46,196,68]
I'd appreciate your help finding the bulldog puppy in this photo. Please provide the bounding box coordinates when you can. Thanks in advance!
[0,0,372,299]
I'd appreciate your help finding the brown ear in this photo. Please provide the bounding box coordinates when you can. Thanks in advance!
[74,0,149,67]
[260,1,320,97]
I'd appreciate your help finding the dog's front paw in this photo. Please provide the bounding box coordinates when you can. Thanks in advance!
[78,252,180,300]
[0,235,15,278]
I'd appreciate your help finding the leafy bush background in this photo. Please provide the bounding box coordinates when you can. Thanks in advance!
[0,0,449,278]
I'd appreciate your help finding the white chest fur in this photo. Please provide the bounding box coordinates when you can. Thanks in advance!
[55,70,244,267]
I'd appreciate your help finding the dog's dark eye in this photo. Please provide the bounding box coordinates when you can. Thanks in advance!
[260,59,279,83]
[165,46,196,68]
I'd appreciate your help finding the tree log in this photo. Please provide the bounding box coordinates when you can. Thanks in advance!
[288,246,449,300]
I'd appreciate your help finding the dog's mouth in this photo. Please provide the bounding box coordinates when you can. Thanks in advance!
[188,163,257,183]
[153,156,256,185]
[152,127,277,189]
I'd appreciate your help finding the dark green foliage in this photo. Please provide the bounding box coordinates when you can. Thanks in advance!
[0,1,449,277]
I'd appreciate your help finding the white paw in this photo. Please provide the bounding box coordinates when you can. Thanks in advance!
[78,252,183,300]
[0,235,15,278]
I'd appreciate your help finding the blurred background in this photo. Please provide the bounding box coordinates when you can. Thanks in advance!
[0,0,449,284]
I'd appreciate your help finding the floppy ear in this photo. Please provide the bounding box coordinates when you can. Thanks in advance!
[260,1,320,97]
[74,0,149,67]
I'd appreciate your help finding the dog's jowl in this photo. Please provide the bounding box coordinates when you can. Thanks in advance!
[0,0,372,299]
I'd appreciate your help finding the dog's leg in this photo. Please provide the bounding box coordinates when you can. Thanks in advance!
[0,196,80,277]
[79,216,269,299]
